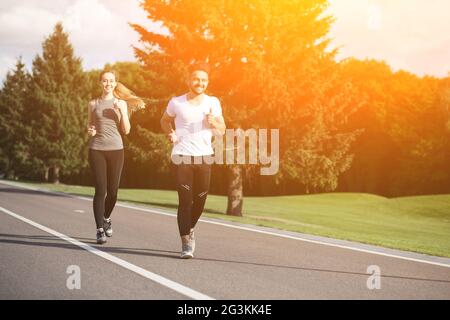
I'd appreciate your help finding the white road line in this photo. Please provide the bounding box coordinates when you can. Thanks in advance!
[0,206,214,300]
[199,220,450,268]
[1,180,450,269]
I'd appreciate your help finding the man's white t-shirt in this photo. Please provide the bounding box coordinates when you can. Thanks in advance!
[166,94,222,156]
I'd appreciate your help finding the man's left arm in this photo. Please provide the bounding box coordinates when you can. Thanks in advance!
[207,115,226,136]
[207,98,226,136]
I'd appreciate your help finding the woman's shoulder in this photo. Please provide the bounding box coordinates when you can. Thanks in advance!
[114,98,127,106]
[88,99,97,109]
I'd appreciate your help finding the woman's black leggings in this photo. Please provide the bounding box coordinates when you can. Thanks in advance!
[89,149,124,229]
[175,158,211,236]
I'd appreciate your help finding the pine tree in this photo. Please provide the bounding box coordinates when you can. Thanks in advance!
[28,23,89,183]
[0,58,32,179]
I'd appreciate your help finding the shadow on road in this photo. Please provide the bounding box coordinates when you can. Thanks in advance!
[0,233,180,260]
[0,233,449,285]
[0,188,67,197]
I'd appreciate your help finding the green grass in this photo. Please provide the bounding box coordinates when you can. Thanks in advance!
[13,181,450,258]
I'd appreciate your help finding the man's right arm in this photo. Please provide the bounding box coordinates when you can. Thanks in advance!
[160,112,175,135]
[160,112,178,144]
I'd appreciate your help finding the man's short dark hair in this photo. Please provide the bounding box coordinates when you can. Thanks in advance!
[188,62,210,75]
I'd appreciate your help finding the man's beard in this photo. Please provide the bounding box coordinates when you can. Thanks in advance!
[191,86,205,95]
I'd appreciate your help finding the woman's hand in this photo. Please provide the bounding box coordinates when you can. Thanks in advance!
[114,99,128,117]
[87,125,96,137]
[114,99,131,135]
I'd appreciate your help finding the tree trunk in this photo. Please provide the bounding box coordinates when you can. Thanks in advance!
[50,165,60,184]
[226,165,243,216]
[44,167,49,182]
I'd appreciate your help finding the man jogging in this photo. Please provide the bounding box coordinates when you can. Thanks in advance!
[160,62,226,259]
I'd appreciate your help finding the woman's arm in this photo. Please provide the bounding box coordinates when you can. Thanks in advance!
[87,101,96,136]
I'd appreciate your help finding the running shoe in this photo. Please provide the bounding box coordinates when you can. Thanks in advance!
[180,236,194,259]
[96,230,107,244]
[189,228,195,253]
[180,243,194,259]
[104,219,113,237]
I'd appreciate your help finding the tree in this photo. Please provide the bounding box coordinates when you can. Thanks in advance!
[0,58,32,179]
[132,0,363,215]
[331,59,396,195]
[338,59,450,196]
[377,71,450,195]
[28,23,89,183]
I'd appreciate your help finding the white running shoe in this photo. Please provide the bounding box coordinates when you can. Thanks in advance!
[180,234,194,259]
[96,230,107,244]
[104,219,113,237]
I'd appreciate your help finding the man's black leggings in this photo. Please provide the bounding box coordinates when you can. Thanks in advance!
[89,149,124,229]
[174,158,211,237]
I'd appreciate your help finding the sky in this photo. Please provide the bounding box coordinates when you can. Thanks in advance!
[327,0,450,77]
[0,0,449,82]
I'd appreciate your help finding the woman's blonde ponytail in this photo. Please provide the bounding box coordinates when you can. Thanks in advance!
[113,82,146,116]
[100,70,146,116]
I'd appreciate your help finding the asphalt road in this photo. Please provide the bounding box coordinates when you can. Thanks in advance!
[0,181,449,300]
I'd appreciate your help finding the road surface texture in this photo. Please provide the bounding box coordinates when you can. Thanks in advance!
[1,181,449,300]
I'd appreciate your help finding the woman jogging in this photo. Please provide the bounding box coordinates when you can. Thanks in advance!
[87,70,145,244]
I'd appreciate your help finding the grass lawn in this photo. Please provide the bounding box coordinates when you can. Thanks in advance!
[11,181,450,258]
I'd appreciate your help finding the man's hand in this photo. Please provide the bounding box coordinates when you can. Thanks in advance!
[206,107,217,128]
[206,107,226,135]
[168,129,178,144]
